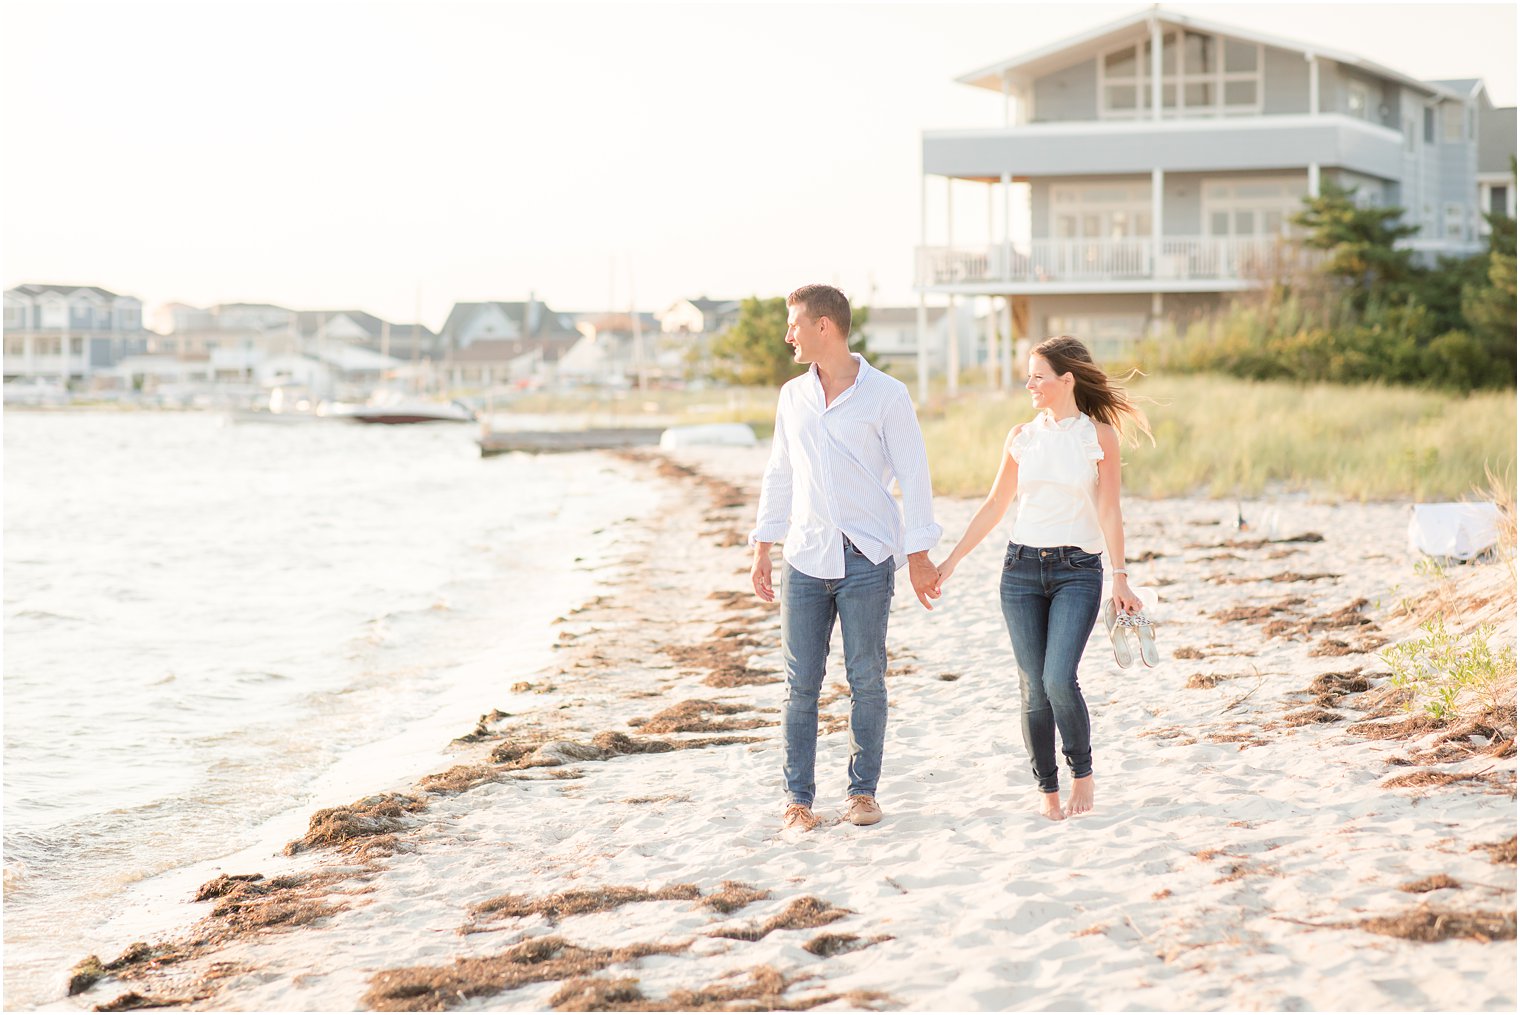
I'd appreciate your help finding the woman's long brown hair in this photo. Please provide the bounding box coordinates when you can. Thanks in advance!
[1033,335,1154,447]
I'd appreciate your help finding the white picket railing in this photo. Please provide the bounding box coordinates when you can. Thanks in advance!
[916,236,1313,286]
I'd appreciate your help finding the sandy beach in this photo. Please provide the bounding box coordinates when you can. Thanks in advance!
[52,445,1516,1012]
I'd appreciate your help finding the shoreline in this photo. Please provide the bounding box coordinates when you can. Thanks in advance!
[48,447,1518,1012]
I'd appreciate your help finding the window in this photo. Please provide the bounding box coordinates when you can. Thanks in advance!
[1423,107,1435,144]
[37,336,61,355]
[1050,182,1154,240]
[1442,103,1464,143]
[5,336,24,357]
[1201,176,1309,237]
[1348,82,1369,119]
[1404,118,1417,154]
[1046,315,1145,363]
[1444,203,1466,241]
[1422,203,1435,236]
[1097,31,1262,119]
[69,338,84,355]
[1492,186,1511,217]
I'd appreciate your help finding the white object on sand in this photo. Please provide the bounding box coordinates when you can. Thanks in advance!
[659,423,757,449]
[1407,502,1502,562]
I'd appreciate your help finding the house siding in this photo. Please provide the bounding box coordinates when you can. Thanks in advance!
[1032,57,1099,123]
[1262,45,1311,116]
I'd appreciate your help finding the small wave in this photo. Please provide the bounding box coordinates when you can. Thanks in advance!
[11,609,85,623]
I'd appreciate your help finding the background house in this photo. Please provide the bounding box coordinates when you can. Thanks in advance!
[914,5,1518,393]
[438,296,582,388]
[3,284,152,382]
[655,297,740,380]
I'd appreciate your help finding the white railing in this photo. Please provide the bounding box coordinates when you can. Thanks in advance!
[916,236,1314,286]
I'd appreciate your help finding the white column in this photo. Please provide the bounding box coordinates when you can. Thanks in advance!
[986,184,998,384]
[1001,171,1012,281]
[1308,163,1320,198]
[1150,292,1163,338]
[1002,73,1011,128]
[916,296,928,404]
[999,297,1013,392]
[1150,15,1163,121]
[947,296,959,398]
[984,295,998,387]
[946,177,958,398]
[917,170,929,403]
[1307,55,1320,115]
[1151,167,1164,278]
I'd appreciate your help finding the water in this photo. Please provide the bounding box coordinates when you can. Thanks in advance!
[2,410,658,1008]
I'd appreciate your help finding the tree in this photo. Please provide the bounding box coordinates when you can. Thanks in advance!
[1291,182,1421,309]
[1460,158,1518,383]
[710,296,875,387]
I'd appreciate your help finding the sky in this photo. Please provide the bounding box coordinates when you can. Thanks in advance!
[3,0,1515,330]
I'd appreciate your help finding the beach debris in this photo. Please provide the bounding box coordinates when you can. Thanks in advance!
[1381,769,1507,791]
[709,896,850,942]
[1174,646,1206,660]
[470,884,702,928]
[1354,908,1516,943]
[1210,596,1307,624]
[665,641,779,688]
[1185,673,1235,689]
[284,793,428,856]
[67,942,175,997]
[699,881,771,915]
[549,965,892,1012]
[194,871,351,935]
[937,673,961,682]
[67,956,107,996]
[1400,874,1461,893]
[1472,836,1517,864]
[1306,670,1373,695]
[92,992,195,1012]
[419,765,501,796]
[1185,532,1325,550]
[632,699,774,734]
[803,932,894,957]
[362,935,688,1012]
[1280,708,1343,726]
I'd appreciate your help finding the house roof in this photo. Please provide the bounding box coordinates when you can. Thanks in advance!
[8,283,125,300]
[440,301,580,341]
[295,310,436,341]
[957,6,1470,102]
[450,338,539,365]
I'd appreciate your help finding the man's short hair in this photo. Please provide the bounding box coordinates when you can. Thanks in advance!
[787,284,851,338]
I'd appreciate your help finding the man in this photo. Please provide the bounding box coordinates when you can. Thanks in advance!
[750,284,942,833]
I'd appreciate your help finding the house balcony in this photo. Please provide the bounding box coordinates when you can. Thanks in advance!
[915,236,1314,294]
[923,114,1404,181]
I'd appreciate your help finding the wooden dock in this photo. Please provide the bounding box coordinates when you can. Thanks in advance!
[476,427,666,457]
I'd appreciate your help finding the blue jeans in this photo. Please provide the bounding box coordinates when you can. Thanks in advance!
[779,538,895,807]
[1000,542,1102,794]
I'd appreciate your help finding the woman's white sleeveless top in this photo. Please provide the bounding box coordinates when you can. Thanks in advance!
[1008,410,1106,554]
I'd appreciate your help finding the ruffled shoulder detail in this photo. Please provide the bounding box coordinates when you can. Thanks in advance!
[1007,422,1036,463]
[1078,414,1105,463]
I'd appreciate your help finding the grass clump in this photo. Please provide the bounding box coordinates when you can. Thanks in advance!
[919,375,1516,500]
[1382,618,1517,721]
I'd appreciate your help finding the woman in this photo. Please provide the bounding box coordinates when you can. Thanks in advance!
[933,336,1151,821]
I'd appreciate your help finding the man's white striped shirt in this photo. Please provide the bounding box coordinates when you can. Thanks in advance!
[750,355,941,580]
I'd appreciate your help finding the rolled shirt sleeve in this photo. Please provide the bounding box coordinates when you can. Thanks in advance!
[749,393,792,545]
[881,389,942,555]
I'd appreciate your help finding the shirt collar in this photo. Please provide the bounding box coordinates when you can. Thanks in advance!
[808,353,870,408]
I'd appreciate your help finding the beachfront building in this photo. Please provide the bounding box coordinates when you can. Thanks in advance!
[655,297,741,381]
[438,297,582,389]
[860,305,977,374]
[3,284,152,383]
[914,5,1517,397]
[561,311,661,387]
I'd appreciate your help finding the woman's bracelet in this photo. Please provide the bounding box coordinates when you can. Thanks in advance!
[1112,568,1129,576]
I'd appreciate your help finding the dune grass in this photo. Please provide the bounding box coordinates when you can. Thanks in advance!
[919,375,1517,501]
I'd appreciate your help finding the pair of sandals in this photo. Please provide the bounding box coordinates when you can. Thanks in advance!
[1102,595,1160,669]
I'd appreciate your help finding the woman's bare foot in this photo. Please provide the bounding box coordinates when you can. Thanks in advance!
[1038,791,1065,821]
[1066,775,1095,816]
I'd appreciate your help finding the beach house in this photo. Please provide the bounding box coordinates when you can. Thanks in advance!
[915,5,1518,392]
[3,284,152,383]
[438,297,583,389]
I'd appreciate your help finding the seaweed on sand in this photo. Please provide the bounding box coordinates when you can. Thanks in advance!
[698,881,771,915]
[633,699,774,734]
[709,896,850,942]
[548,967,892,1012]
[469,884,702,928]
[1354,908,1515,943]
[283,793,428,856]
[362,935,689,1012]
